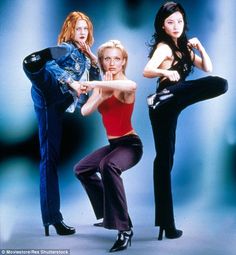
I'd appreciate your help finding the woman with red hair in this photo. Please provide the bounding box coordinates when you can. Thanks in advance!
[23,11,100,236]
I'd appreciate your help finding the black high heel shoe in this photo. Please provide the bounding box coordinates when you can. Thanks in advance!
[44,221,76,236]
[158,226,183,240]
[109,229,133,253]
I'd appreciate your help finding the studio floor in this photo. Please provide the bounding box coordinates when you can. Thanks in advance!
[1,159,236,255]
[1,202,236,255]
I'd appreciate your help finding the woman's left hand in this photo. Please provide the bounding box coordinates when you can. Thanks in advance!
[188,37,204,52]
[78,41,91,55]
[78,81,92,93]
[189,37,212,72]
[77,41,97,64]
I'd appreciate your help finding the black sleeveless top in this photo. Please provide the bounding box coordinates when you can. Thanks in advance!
[157,55,193,91]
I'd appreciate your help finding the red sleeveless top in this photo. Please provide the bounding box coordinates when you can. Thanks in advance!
[98,95,134,136]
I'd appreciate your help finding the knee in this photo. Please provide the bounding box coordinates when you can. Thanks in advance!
[211,76,228,94]
[73,163,84,180]
[23,54,44,73]
[99,159,121,178]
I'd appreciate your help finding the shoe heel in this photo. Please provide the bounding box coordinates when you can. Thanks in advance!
[158,227,164,240]
[45,225,49,236]
[109,230,133,252]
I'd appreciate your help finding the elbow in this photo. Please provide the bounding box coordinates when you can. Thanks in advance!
[80,109,86,116]
[205,66,213,73]
[208,65,213,72]
[126,80,136,91]
[204,62,213,73]
[130,81,137,91]
[143,68,154,78]
[81,107,89,116]
[143,69,149,78]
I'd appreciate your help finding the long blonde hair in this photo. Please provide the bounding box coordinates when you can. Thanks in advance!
[97,40,128,74]
[57,11,94,46]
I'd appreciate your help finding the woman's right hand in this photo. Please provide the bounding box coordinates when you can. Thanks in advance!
[99,71,114,100]
[68,80,90,96]
[104,71,113,81]
[163,70,180,82]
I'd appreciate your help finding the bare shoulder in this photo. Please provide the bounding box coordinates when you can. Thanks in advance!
[156,43,172,53]
[152,43,172,60]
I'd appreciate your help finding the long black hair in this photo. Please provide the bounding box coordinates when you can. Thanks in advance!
[148,1,194,74]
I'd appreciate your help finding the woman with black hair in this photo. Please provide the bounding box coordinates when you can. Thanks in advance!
[143,1,228,240]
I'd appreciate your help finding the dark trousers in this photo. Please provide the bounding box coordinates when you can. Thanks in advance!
[74,134,143,231]
[23,65,73,226]
[149,76,228,228]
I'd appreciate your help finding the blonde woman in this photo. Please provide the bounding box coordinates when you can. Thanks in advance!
[74,40,143,252]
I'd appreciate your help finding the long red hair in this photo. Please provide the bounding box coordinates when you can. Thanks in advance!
[57,11,94,46]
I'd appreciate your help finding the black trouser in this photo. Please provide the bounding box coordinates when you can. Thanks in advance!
[149,76,228,228]
[74,134,143,231]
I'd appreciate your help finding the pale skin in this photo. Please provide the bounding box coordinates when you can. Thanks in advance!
[143,11,213,81]
[67,19,98,95]
[79,47,137,138]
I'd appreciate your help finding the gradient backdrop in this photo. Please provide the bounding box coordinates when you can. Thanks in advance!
[0,0,235,253]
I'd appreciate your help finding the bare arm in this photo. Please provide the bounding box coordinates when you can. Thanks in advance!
[67,80,83,96]
[143,44,171,78]
[81,88,113,116]
[81,75,136,92]
[143,43,181,81]
[89,80,136,91]
[75,41,98,66]
[81,88,102,116]
[189,37,213,72]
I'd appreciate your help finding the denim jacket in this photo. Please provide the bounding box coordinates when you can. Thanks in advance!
[45,42,101,94]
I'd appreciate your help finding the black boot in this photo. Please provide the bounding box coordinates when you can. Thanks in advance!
[44,221,76,236]
[158,226,183,240]
[109,230,133,252]
[23,46,67,72]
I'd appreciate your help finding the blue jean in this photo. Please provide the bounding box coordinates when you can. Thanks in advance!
[24,65,75,226]
[149,76,228,228]
[74,134,143,231]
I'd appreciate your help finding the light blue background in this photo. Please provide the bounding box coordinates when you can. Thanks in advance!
[0,0,235,253]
